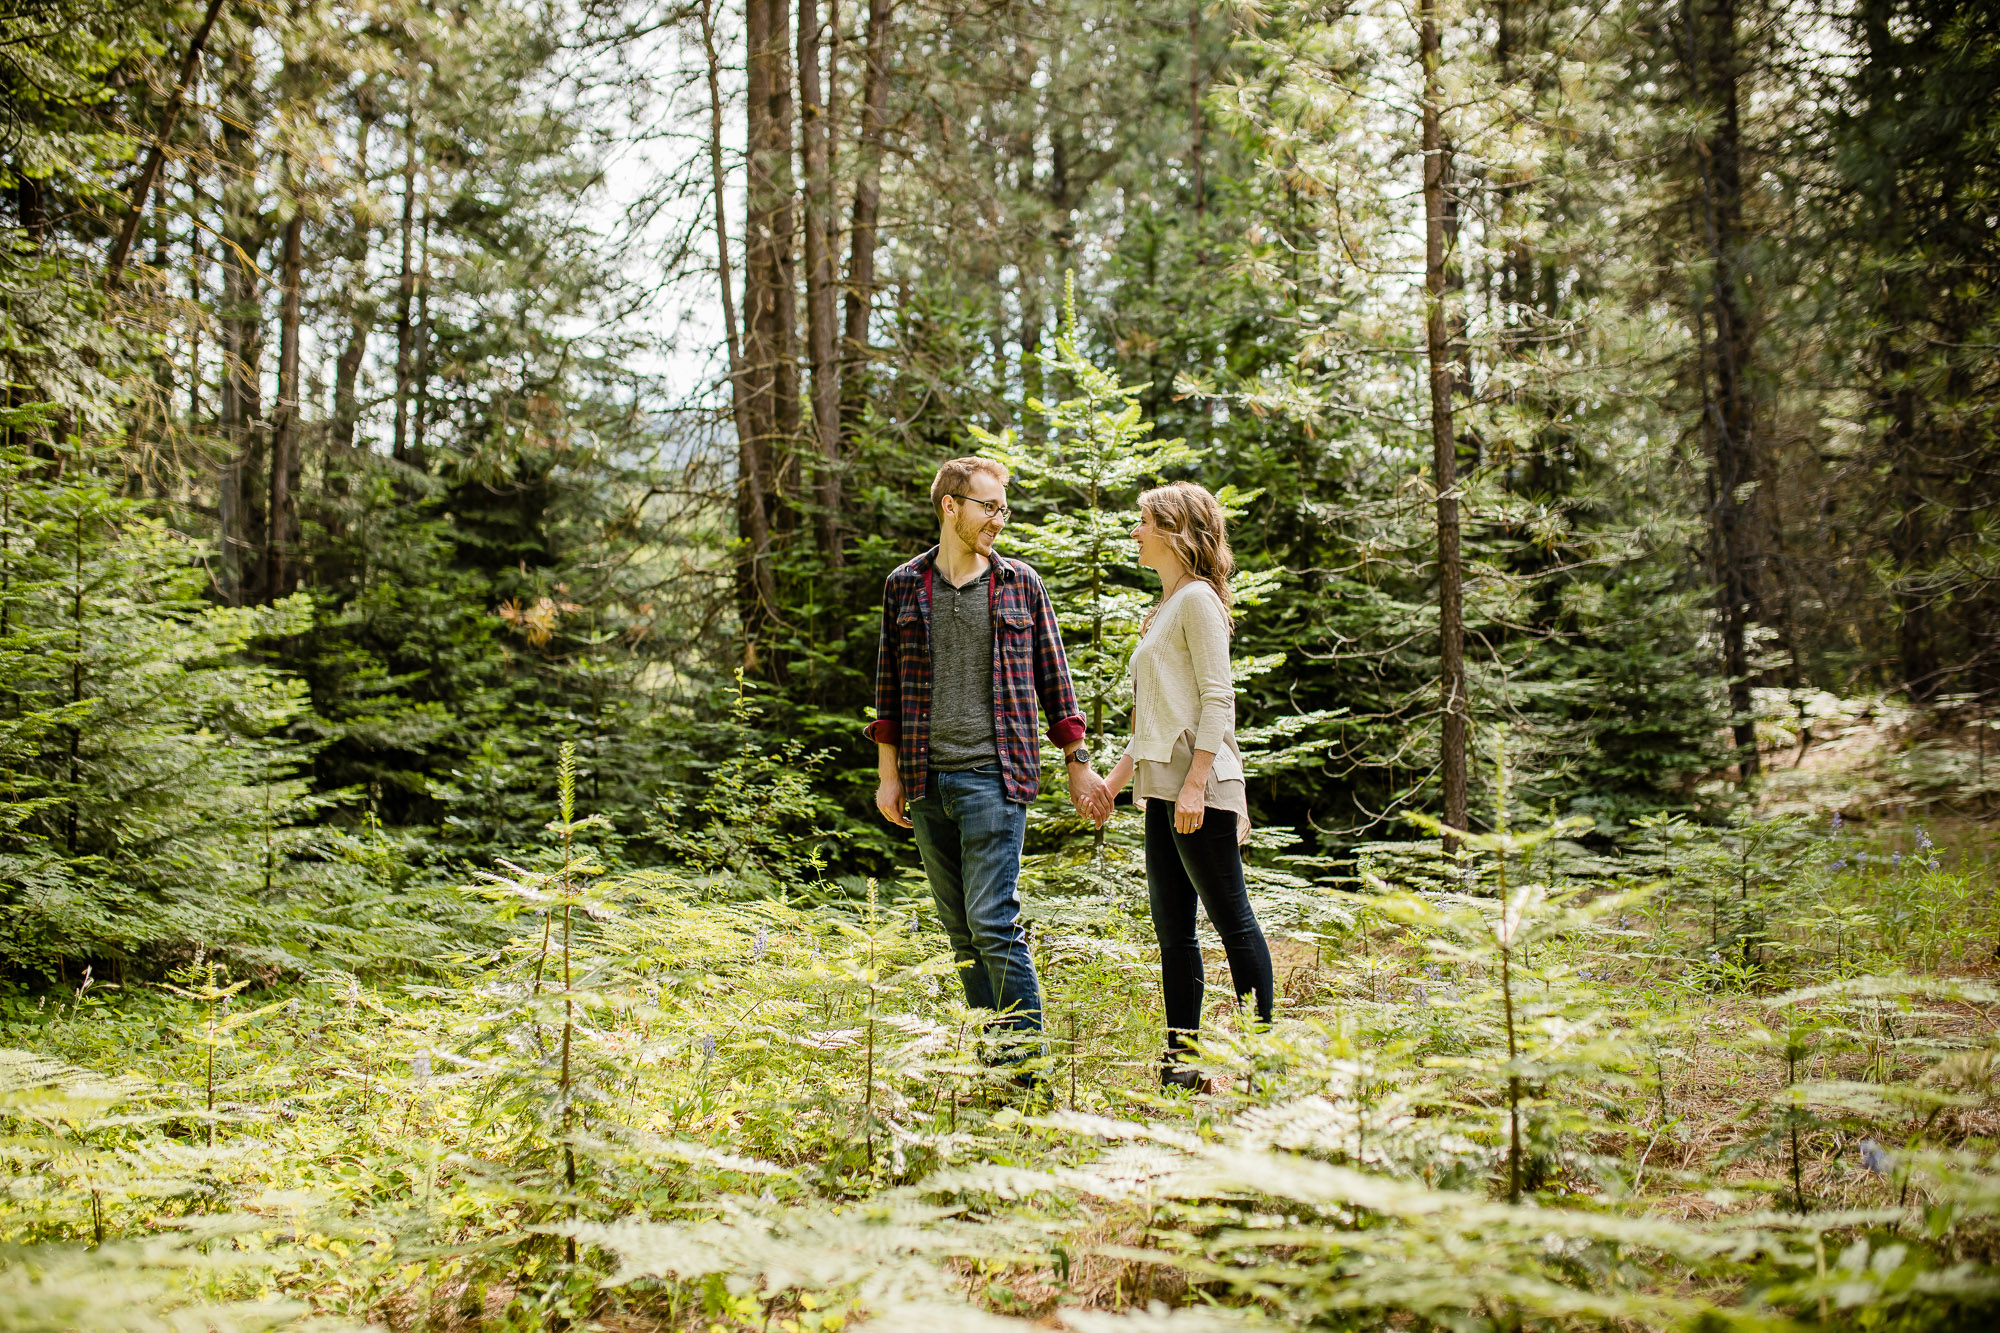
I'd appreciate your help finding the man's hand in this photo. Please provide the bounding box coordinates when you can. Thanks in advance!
[876,771,912,828]
[1068,761,1111,825]
[875,741,912,827]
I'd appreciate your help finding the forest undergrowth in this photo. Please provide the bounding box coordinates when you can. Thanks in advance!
[4,735,2000,1332]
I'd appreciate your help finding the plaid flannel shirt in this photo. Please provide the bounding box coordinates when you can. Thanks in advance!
[864,547,1087,805]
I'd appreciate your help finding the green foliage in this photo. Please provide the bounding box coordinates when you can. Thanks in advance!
[1644,808,1831,978]
[0,421,328,977]
[4,777,2000,1329]
[647,676,847,901]
[972,276,1330,913]
[6,0,2000,1325]
[1544,570,1730,825]
[972,274,1203,744]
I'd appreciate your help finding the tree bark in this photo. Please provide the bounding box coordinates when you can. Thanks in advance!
[107,0,228,283]
[414,204,434,459]
[839,0,894,442]
[746,0,799,528]
[146,174,175,467]
[267,201,303,600]
[1187,0,1205,216]
[1421,0,1469,849]
[1494,0,1528,431]
[392,47,421,465]
[215,31,265,606]
[1857,0,1937,701]
[704,0,777,653]
[1683,0,1761,777]
[187,169,204,430]
[332,111,373,453]
[800,0,843,565]
[742,0,799,661]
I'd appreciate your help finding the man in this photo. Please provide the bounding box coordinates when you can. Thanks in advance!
[867,457,1111,1066]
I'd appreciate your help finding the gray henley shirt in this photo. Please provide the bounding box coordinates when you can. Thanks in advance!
[927,565,999,771]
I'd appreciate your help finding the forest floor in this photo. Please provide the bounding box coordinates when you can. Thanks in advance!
[4,714,1999,1331]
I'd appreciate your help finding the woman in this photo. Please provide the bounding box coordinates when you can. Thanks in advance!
[1100,481,1274,1091]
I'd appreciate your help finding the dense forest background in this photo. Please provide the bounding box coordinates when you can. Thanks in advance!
[1,0,1996,967]
[8,2,2000,1330]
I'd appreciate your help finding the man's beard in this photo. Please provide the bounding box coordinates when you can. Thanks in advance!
[958,516,996,553]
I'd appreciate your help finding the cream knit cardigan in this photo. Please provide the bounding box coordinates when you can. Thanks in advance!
[1122,580,1244,784]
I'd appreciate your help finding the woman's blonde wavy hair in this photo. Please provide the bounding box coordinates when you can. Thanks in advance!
[1139,481,1234,634]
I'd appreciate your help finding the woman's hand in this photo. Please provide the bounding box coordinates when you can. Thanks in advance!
[1175,748,1217,834]
[1174,778,1206,834]
[1099,753,1135,827]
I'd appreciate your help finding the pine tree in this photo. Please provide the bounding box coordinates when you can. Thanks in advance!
[972,276,1320,896]
[0,414,319,975]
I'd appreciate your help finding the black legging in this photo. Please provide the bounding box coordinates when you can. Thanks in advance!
[1145,799,1274,1056]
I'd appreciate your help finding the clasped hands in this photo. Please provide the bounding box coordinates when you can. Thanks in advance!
[1070,754,1205,834]
[1066,758,1113,826]
[872,753,1139,830]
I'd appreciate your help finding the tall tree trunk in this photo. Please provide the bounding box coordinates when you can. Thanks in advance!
[267,200,303,600]
[1683,0,1761,778]
[749,0,800,533]
[1421,0,1469,848]
[393,48,420,464]
[799,0,843,565]
[332,112,374,453]
[216,31,265,606]
[146,174,176,476]
[414,205,434,459]
[839,0,893,443]
[1187,0,1205,216]
[1858,0,1935,700]
[742,0,799,661]
[705,0,777,657]
[106,0,227,282]
[332,324,367,451]
[14,177,47,239]
[1494,0,1529,451]
[187,170,205,430]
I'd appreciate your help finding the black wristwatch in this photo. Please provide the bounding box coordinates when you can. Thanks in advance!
[1066,746,1094,768]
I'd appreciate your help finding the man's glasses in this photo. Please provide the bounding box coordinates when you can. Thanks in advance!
[948,493,1011,522]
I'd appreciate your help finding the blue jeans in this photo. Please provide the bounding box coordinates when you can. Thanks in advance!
[909,766,1042,1041]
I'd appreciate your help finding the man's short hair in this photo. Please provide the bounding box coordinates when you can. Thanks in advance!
[931,457,1011,519]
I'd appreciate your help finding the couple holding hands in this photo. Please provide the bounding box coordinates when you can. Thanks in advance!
[867,457,1272,1091]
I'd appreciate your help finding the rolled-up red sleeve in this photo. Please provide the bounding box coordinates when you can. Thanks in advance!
[1028,574,1088,748]
[866,583,900,747]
